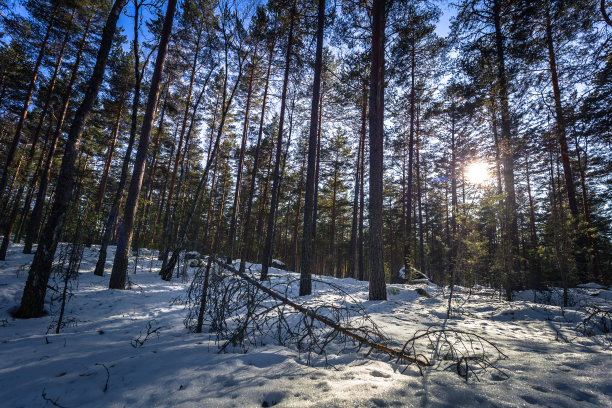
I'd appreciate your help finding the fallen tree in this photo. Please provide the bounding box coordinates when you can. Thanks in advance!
[184,257,507,379]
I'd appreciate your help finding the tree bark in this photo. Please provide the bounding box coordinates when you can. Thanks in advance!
[299,0,326,293]
[157,121,180,225]
[159,27,203,268]
[544,0,587,281]
[525,155,542,289]
[94,0,151,276]
[358,86,367,281]
[449,107,458,294]
[260,1,297,281]
[23,16,92,255]
[0,183,25,260]
[27,7,75,164]
[276,94,296,263]
[0,2,59,202]
[16,0,128,318]
[108,0,176,289]
[574,137,600,282]
[14,5,76,238]
[401,42,416,283]
[95,90,126,212]
[291,151,306,271]
[416,108,425,273]
[493,0,519,301]
[15,123,54,244]
[331,150,338,277]
[136,72,209,252]
[311,91,324,275]
[227,50,257,264]
[240,45,274,273]
[368,0,387,300]
[349,93,366,279]
[160,59,244,281]
[145,85,169,203]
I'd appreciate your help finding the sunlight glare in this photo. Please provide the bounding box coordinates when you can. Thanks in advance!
[465,161,490,185]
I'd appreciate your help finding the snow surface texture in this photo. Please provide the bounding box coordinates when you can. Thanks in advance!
[1,243,611,407]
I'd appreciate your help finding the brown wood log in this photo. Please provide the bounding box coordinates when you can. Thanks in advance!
[211,257,430,367]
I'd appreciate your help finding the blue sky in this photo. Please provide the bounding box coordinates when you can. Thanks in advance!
[436,1,454,37]
[115,0,456,44]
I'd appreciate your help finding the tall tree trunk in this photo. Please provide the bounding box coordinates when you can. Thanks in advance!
[311,95,323,275]
[299,0,325,293]
[145,85,169,203]
[544,0,587,281]
[4,155,23,206]
[23,16,92,255]
[255,139,271,255]
[133,85,167,250]
[95,90,126,212]
[0,2,59,202]
[525,155,541,289]
[331,160,338,277]
[192,91,221,243]
[108,0,176,289]
[493,0,519,301]
[16,0,128,318]
[13,22,74,234]
[487,84,504,197]
[416,109,425,273]
[202,156,220,249]
[136,73,210,252]
[0,183,25,260]
[550,146,569,306]
[157,121,180,225]
[160,27,203,267]
[240,46,274,273]
[26,7,75,165]
[358,86,367,281]
[15,122,54,244]
[227,51,257,264]
[160,59,244,281]
[449,108,458,296]
[525,156,538,249]
[368,0,387,300]
[93,0,150,276]
[195,164,229,334]
[275,93,297,263]
[574,137,600,282]
[348,91,365,279]
[401,42,416,283]
[291,151,306,272]
[260,0,297,281]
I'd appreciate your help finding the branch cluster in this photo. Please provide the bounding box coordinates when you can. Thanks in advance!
[183,258,508,380]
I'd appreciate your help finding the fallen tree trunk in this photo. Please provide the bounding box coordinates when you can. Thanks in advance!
[210,258,430,368]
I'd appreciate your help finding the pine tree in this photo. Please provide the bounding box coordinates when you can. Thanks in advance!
[300,0,325,295]
[368,0,387,300]
[108,0,177,289]
[16,0,129,318]
[260,0,297,281]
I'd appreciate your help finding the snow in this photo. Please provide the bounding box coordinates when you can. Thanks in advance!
[578,282,609,290]
[271,259,287,270]
[1,242,611,407]
[397,266,434,285]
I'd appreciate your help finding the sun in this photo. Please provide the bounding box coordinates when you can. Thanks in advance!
[465,161,491,185]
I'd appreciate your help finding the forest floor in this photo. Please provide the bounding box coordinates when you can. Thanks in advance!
[1,243,611,407]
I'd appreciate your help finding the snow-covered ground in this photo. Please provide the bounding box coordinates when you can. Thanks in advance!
[1,243,611,407]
